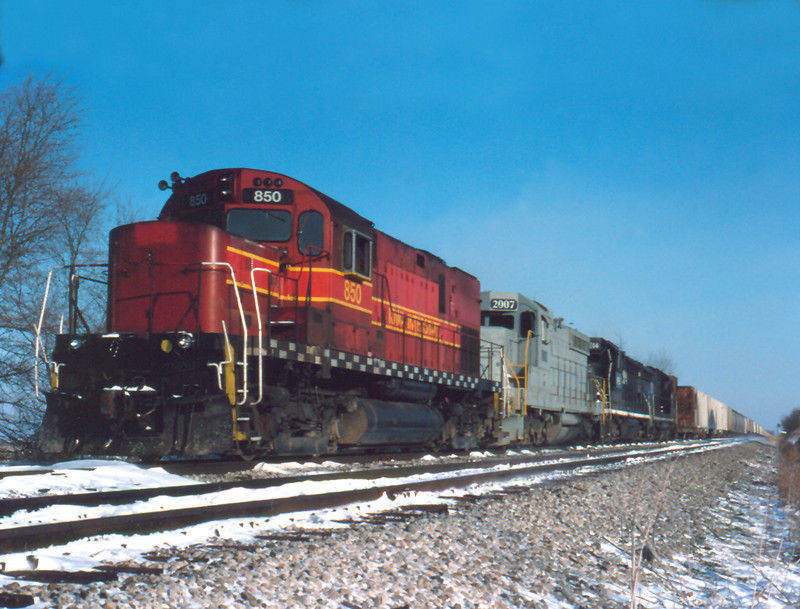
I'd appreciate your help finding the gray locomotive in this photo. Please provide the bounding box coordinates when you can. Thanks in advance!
[480,291,676,445]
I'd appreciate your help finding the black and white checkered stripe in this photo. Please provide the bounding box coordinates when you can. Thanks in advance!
[250,338,486,390]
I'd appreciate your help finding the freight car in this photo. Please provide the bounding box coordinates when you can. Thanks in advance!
[38,169,499,458]
[35,168,765,458]
[676,386,766,438]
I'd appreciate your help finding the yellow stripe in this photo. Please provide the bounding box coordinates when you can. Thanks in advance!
[374,297,459,330]
[310,296,372,315]
[376,317,460,340]
[224,249,463,336]
[226,279,282,300]
[226,279,373,315]
[226,248,460,327]
[286,264,374,287]
[226,246,280,268]
[371,320,459,347]
[225,277,460,345]
[227,247,375,288]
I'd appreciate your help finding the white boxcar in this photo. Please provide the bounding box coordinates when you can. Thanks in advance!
[678,386,730,436]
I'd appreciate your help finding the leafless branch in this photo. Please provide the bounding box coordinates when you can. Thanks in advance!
[0,74,109,451]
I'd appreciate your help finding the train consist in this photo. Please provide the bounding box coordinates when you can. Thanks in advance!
[676,386,764,437]
[36,168,765,458]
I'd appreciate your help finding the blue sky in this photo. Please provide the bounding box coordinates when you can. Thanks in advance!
[3,1,798,430]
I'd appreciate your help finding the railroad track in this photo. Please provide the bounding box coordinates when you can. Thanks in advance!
[0,440,732,556]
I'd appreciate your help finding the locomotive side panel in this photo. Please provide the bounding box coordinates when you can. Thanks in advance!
[374,232,480,380]
[449,267,482,378]
[650,369,676,421]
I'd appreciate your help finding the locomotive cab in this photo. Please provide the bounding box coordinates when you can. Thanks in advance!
[480,291,592,445]
[588,338,676,441]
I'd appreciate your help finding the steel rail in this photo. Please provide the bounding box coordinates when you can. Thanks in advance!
[0,441,731,554]
[0,442,715,517]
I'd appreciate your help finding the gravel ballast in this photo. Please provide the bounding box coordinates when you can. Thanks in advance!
[6,441,799,608]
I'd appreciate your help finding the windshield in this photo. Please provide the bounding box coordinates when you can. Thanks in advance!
[226,209,292,242]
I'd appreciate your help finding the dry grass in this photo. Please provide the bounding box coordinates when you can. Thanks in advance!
[778,437,800,508]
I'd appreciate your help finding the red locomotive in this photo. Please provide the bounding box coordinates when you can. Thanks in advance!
[38,169,496,458]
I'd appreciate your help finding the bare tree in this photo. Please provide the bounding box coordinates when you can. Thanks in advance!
[646,348,677,377]
[780,408,800,435]
[0,75,108,452]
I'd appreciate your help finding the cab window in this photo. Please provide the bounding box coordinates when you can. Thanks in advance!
[227,209,292,242]
[520,311,536,338]
[481,312,515,330]
[343,229,372,278]
[298,210,324,255]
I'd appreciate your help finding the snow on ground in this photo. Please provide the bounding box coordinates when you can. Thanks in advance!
[0,456,578,576]
[649,486,800,608]
[0,441,796,608]
[0,442,736,574]
[0,460,194,498]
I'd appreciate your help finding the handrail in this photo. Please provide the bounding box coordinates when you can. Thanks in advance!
[479,338,503,381]
[208,320,234,396]
[200,262,249,406]
[591,377,608,425]
[33,267,58,398]
[522,330,535,417]
[34,264,108,397]
[249,267,273,406]
[479,335,516,418]
[502,352,523,415]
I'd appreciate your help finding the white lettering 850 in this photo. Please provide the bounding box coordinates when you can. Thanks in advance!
[253,190,282,203]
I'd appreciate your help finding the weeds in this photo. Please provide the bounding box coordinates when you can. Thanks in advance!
[628,458,678,609]
[777,436,800,509]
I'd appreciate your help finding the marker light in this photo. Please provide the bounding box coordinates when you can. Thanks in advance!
[69,337,86,350]
[176,332,194,349]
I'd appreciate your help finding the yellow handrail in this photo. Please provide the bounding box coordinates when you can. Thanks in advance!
[523,330,535,416]
[591,378,608,425]
[502,352,521,415]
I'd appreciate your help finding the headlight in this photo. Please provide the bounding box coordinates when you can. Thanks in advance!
[176,332,194,349]
[69,337,86,350]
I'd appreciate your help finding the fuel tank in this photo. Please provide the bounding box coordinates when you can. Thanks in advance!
[338,398,444,446]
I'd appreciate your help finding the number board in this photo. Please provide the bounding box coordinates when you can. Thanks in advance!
[184,192,211,209]
[490,298,518,311]
[242,188,295,205]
